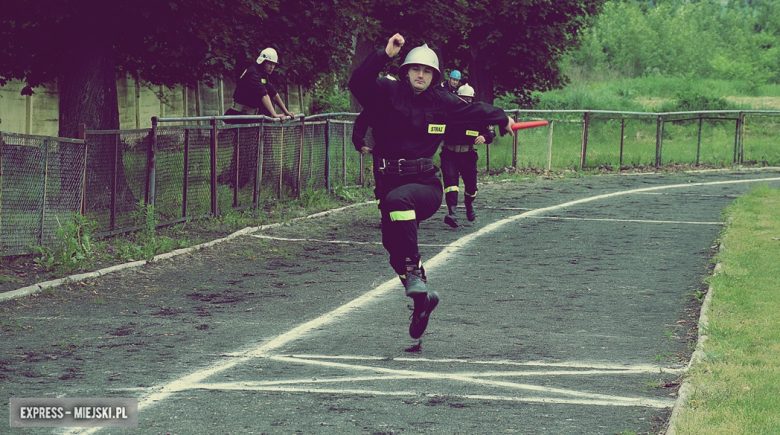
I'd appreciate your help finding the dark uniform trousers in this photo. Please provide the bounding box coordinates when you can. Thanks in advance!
[377,171,443,275]
[223,108,253,125]
[440,147,478,208]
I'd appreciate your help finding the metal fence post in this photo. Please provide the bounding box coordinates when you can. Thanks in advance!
[149,117,158,207]
[297,116,305,198]
[580,112,590,169]
[78,123,87,215]
[254,123,264,206]
[486,138,491,173]
[0,132,4,235]
[210,118,218,216]
[512,111,518,168]
[111,132,119,231]
[278,124,284,199]
[342,123,347,186]
[619,118,625,167]
[740,112,746,165]
[547,120,554,171]
[735,112,744,164]
[233,127,240,207]
[39,139,49,247]
[655,115,663,167]
[696,117,703,166]
[325,118,331,193]
[182,129,190,218]
[359,153,365,187]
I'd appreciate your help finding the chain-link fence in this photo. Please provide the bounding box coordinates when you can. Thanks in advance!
[0,132,87,255]
[3,109,780,255]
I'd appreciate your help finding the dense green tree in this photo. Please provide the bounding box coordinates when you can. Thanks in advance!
[568,0,780,88]
[0,0,370,137]
[444,0,606,105]
[348,0,604,107]
[1,0,371,208]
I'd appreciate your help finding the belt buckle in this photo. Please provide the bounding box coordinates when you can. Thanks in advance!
[397,158,405,176]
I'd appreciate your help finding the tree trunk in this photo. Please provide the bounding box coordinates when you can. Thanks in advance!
[349,34,376,113]
[58,37,119,138]
[468,44,496,106]
[59,32,137,214]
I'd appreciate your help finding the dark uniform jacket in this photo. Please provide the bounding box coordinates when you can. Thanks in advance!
[348,49,508,161]
[352,110,371,152]
[443,119,494,147]
[232,63,279,117]
[439,80,457,93]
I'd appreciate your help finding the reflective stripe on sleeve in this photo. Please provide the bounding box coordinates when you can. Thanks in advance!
[390,210,416,221]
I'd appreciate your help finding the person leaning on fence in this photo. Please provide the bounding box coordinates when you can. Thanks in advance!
[223,47,295,125]
[440,83,495,228]
[348,33,514,339]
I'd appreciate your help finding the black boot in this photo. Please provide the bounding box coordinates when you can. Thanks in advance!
[409,290,439,339]
[399,257,427,297]
[465,197,476,222]
[444,205,459,228]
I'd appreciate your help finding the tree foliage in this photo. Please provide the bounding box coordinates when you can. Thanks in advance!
[0,0,372,135]
[568,0,780,90]
[349,0,605,106]
[446,0,606,105]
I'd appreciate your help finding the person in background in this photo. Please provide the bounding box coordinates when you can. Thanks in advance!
[224,47,295,124]
[440,69,461,93]
[440,84,495,227]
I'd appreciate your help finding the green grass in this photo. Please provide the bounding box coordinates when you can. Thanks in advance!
[672,184,780,435]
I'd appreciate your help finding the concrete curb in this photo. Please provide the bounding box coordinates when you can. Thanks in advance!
[664,249,723,435]
[0,201,373,304]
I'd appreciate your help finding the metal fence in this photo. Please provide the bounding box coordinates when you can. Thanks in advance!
[2,109,780,256]
[0,132,87,255]
[80,113,362,240]
[502,110,780,171]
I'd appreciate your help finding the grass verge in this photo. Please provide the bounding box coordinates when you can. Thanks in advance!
[672,184,780,434]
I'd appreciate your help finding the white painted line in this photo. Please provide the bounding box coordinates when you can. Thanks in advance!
[282,354,683,373]
[441,205,533,210]
[192,383,674,408]
[268,355,666,405]
[65,176,780,435]
[251,216,720,249]
[525,216,722,225]
[250,234,450,247]
[634,192,738,198]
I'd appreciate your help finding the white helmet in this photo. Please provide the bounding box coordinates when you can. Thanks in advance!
[256,47,278,64]
[399,44,441,84]
[457,84,475,98]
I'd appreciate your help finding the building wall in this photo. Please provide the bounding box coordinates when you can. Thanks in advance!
[0,76,309,136]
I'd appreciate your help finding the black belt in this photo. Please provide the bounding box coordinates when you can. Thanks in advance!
[378,158,435,176]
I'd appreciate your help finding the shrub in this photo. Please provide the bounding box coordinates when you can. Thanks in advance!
[660,91,737,112]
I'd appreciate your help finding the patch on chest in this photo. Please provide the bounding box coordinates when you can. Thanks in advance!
[428,124,446,134]
[466,130,479,137]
